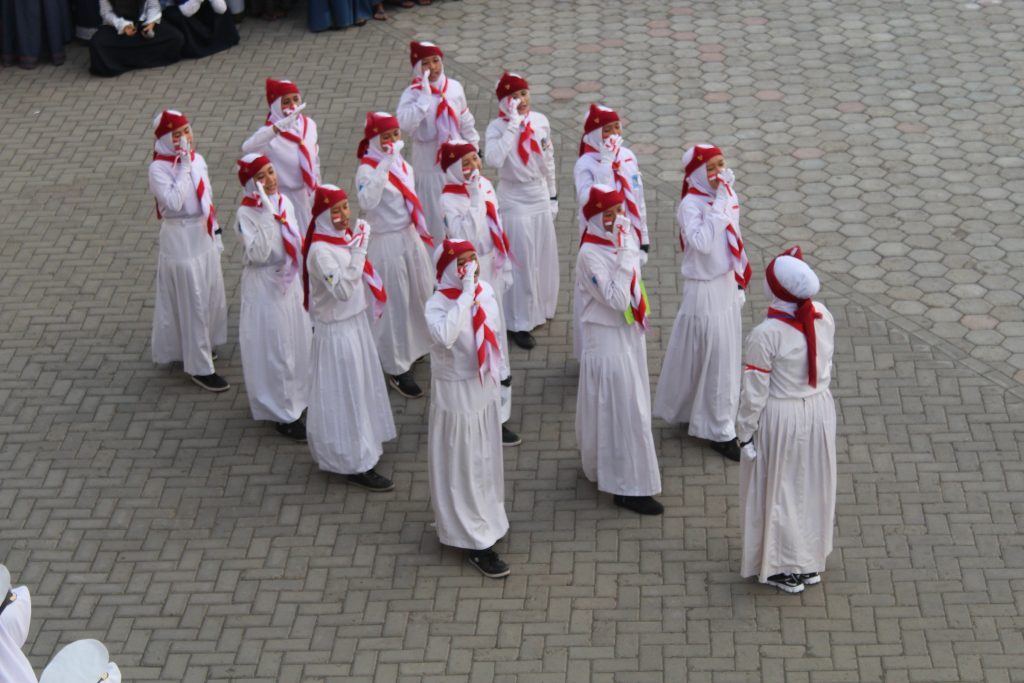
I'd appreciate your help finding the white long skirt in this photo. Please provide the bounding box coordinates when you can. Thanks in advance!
[576,322,662,497]
[151,218,228,376]
[740,390,837,581]
[413,166,446,246]
[654,271,741,441]
[498,180,559,332]
[427,374,509,550]
[367,227,433,375]
[280,185,313,240]
[308,313,397,475]
[239,268,312,423]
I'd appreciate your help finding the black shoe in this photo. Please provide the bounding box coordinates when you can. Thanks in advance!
[388,371,424,398]
[191,373,230,393]
[345,468,395,492]
[468,548,511,578]
[613,495,665,515]
[764,573,805,593]
[709,438,741,462]
[509,330,536,350]
[276,419,307,442]
[794,572,821,586]
[501,425,522,447]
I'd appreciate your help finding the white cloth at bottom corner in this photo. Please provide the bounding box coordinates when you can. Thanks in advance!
[0,586,34,683]
[653,271,741,442]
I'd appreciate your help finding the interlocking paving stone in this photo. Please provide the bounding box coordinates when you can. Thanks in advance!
[1,0,1023,681]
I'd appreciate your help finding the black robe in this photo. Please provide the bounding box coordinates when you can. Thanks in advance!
[160,1,238,59]
[1,0,73,68]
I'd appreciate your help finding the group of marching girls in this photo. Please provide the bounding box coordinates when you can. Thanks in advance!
[1,563,121,683]
[147,39,837,591]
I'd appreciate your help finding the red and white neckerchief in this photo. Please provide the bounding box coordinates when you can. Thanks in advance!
[413,75,459,142]
[302,230,387,318]
[498,111,542,166]
[610,152,643,243]
[580,231,648,331]
[679,186,752,289]
[152,151,218,238]
[241,193,303,281]
[437,283,502,384]
[766,306,823,387]
[267,114,317,193]
[360,155,433,248]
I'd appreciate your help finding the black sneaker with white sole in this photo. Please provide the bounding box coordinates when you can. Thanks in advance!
[764,573,805,593]
[191,373,230,393]
[276,418,307,442]
[468,548,511,578]
[345,468,395,492]
[389,371,424,398]
[501,425,522,447]
[794,572,821,585]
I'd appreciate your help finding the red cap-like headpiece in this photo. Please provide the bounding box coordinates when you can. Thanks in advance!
[410,41,443,66]
[582,185,625,221]
[154,110,189,138]
[357,111,401,158]
[495,72,529,100]
[435,239,476,282]
[438,140,477,171]
[583,104,619,135]
[237,154,272,187]
[311,185,349,220]
[265,78,300,105]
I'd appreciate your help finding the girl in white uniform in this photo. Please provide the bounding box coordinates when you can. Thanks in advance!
[737,247,837,594]
[574,184,662,515]
[242,78,321,232]
[654,145,751,461]
[396,41,479,245]
[148,109,229,392]
[355,111,435,399]
[484,71,558,350]
[302,184,396,491]
[438,140,520,447]
[234,153,313,441]
[424,239,511,578]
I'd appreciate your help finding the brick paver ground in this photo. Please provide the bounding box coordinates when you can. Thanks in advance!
[2,0,1024,681]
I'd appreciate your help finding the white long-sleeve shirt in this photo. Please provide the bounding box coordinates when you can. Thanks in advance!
[100,0,161,32]
[484,111,556,194]
[424,281,504,382]
[736,303,836,442]
[306,241,368,323]
[149,155,208,219]
[677,189,740,281]
[575,240,640,328]
[355,159,416,234]
[396,75,479,149]
[241,118,321,194]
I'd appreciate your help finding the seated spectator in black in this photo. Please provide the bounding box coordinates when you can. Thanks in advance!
[1,0,73,68]
[89,0,184,77]
[161,0,239,58]
[73,0,102,40]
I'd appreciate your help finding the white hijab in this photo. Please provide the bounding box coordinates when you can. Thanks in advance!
[765,255,820,314]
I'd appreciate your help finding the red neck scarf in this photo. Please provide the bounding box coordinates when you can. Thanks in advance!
[437,284,502,384]
[413,75,459,141]
[766,302,824,388]
[610,154,643,242]
[360,156,433,248]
